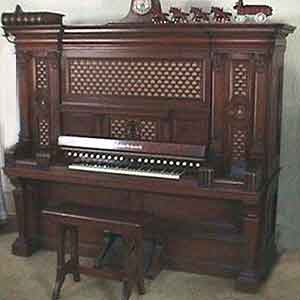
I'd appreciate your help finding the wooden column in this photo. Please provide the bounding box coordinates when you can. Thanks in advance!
[16,49,33,145]
[11,178,40,257]
[236,203,261,292]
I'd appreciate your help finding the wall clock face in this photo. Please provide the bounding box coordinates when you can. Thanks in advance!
[132,0,152,15]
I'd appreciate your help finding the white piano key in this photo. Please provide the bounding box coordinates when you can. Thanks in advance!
[69,164,180,180]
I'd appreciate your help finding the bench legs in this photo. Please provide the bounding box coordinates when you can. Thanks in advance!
[136,232,146,295]
[122,234,145,300]
[52,225,146,300]
[52,225,80,300]
[122,239,135,300]
[70,228,80,282]
[52,224,67,300]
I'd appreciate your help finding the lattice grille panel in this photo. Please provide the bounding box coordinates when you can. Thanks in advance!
[232,62,248,97]
[36,58,48,89]
[39,119,50,146]
[69,58,204,100]
[111,119,127,139]
[231,128,247,161]
[138,120,157,141]
[111,118,158,141]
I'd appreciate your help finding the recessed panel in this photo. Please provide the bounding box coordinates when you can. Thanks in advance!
[67,58,205,101]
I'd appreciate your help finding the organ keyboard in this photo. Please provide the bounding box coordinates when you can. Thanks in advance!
[59,136,205,180]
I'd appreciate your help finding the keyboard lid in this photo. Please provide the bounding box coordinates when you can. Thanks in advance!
[58,136,206,159]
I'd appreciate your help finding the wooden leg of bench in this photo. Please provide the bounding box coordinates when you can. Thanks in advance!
[70,227,80,282]
[122,279,134,300]
[52,224,67,300]
[121,238,136,300]
[147,238,165,279]
[136,233,145,295]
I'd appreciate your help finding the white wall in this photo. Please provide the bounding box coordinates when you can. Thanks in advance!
[0,0,299,249]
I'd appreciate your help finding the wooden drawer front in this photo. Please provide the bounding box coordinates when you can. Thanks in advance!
[173,116,209,145]
[62,112,98,137]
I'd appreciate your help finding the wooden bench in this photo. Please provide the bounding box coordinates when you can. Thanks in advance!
[43,203,153,300]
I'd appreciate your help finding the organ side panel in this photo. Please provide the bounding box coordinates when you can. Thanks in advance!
[266,47,286,178]
[15,48,59,165]
[251,54,268,161]
[32,51,61,167]
[212,51,269,175]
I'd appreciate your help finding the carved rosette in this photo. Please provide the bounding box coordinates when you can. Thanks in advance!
[226,96,250,122]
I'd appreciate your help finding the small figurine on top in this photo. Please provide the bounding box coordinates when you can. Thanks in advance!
[169,7,189,24]
[190,7,210,23]
[233,0,273,23]
[152,8,170,24]
[211,7,232,23]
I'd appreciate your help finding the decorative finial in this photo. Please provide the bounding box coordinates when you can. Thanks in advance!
[15,5,23,15]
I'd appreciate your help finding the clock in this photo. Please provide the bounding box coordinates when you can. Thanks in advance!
[132,0,152,15]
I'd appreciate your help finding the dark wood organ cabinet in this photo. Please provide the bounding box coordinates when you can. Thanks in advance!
[2,2,295,292]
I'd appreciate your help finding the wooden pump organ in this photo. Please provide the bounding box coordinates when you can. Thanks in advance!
[2,1,295,292]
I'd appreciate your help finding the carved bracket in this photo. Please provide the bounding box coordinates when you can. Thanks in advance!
[47,51,60,70]
[251,53,267,73]
[16,50,32,70]
[212,53,226,72]
[244,167,263,192]
[35,149,51,168]
[198,167,215,186]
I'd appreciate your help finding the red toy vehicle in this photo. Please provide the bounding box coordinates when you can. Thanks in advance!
[233,0,273,23]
